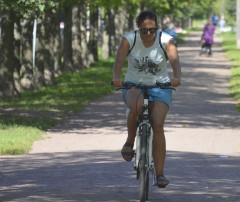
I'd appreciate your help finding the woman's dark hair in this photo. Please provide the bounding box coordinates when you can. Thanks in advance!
[136,10,158,28]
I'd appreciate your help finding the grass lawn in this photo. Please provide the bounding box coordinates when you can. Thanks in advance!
[0,57,127,155]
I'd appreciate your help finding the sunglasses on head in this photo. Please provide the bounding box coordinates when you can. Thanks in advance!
[140,27,157,34]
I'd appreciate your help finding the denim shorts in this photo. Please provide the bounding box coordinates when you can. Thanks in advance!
[122,84,172,107]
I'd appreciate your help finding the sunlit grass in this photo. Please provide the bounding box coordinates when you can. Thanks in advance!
[0,117,56,155]
[1,59,116,112]
[220,31,240,111]
[192,19,205,29]
[0,127,42,155]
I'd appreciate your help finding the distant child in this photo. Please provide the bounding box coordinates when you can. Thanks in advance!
[200,18,215,56]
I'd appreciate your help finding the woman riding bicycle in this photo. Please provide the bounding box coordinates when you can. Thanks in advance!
[112,10,181,188]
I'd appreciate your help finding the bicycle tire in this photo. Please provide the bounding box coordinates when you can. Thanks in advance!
[139,124,149,202]
[146,170,149,200]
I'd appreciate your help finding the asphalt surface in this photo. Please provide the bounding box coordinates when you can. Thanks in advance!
[0,32,240,202]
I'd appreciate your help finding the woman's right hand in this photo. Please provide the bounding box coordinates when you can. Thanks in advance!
[170,78,181,87]
[111,79,123,87]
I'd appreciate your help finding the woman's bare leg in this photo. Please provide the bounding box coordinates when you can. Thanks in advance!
[121,88,143,161]
[151,101,169,186]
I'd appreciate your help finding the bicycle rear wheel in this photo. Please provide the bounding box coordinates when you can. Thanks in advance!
[139,124,149,202]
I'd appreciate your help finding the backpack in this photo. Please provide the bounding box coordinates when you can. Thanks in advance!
[127,30,168,61]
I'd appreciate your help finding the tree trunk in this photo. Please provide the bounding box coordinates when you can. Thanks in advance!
[115,7,129,47]
[237,0,240,48]
[42,8,62,84]
[128,14,134,30]
[0,9,16,97]
[13,15,21,96]
[88,6,98,63]
[79,3,89,68]
[63,5,73,71]
[102,9,116,59]
[20,19,35,91]
[72,5,83,70]
[34,16,46,88]
[102,7,130,59]
[98,8,104,47]
[181,18,192,29]
[107,9,116,57]
[0,16,3,96]
[47,7,62,77]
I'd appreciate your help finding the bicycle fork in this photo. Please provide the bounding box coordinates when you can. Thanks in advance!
[147,127,157,186]
[134,91,157,186]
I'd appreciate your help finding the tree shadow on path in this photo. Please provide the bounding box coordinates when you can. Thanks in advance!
[0,151,239,201]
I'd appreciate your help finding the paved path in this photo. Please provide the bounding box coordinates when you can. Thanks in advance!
[1,32,240,202]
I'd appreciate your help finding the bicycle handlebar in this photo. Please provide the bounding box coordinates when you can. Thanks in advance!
[111,81,176,91]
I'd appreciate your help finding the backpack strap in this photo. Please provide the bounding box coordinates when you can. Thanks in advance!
[127,30,137,56]
[159,31,168,61]
[128,30,168,61]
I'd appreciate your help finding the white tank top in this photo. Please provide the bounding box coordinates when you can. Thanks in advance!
[123,30,173,85]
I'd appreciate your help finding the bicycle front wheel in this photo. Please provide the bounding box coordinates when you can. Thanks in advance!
[139,124,149,202]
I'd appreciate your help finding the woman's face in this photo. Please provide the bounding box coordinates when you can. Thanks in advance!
[139,19,157,42]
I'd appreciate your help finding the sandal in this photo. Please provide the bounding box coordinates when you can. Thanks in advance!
[121,142,134,162]
[156,174,169,188]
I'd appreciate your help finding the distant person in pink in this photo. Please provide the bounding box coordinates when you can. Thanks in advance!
[200,18,215,55]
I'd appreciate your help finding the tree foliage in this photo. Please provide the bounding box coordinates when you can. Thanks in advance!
[224,0,236,26]
[0,0,58,19]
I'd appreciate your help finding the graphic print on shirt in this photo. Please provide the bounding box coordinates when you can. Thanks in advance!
[133,56,161,75]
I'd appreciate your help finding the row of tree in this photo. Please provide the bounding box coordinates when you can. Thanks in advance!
[0,0,220,97]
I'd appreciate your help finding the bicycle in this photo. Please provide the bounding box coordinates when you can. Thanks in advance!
[113,81,175,202]
[199,42,212,57]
